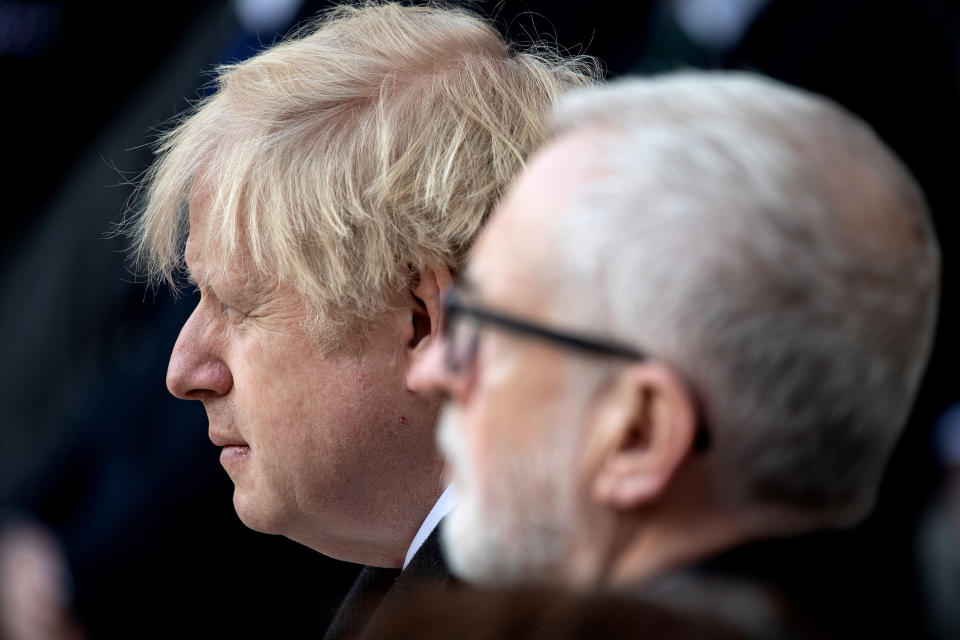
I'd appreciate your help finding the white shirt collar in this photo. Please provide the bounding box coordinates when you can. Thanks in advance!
[403,485,456,569]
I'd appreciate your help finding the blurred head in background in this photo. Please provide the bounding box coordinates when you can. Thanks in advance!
[411,71,939,587]
[129,1,597,567]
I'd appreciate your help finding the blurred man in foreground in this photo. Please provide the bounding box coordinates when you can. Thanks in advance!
[130,2,595,636]
[411,72,939,635]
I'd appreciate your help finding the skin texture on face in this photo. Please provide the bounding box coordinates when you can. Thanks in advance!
[412,132,765,590]
[411,134,608,585]
[166,190,446,567]
[436,396,585,586]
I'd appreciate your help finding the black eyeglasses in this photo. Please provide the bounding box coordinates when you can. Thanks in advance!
[442,284,647,374]
[440,283,711,452]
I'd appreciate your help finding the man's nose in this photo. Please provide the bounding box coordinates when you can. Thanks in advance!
[166,307,233,400]
[408,337,469,399]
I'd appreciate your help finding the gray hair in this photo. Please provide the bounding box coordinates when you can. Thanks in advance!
[550,72,939,523]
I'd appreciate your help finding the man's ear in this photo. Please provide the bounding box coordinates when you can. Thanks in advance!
[406,264,453,360]
[589,362,698,511]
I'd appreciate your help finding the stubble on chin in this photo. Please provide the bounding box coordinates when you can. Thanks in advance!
[437,403,574,587]
[437,403,501,584]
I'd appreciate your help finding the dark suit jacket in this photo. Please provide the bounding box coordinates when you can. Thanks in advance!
[352,536,824,640]
[323,524,456,640]
[635,533,876,639]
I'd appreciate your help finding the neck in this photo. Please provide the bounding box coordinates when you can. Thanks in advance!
[602,509,749,588]
[567,489,806,590]
[294,461,447,568]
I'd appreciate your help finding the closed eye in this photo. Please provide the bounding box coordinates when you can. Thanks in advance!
[219,301,251,324]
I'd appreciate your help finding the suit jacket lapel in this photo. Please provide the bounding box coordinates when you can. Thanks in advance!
[322,565,401,640]
[322,522,456,640]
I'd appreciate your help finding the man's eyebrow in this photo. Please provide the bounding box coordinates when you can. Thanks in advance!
[183,264,199,287]
[183,264,207,290]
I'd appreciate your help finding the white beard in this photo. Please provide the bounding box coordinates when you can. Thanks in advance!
[437,402,577,586]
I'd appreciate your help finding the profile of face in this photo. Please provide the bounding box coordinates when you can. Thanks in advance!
[410,137,605,585]
[166,188,447,565]
[410,134,702,586]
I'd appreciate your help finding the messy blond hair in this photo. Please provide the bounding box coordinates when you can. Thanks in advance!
[130,1,598,340]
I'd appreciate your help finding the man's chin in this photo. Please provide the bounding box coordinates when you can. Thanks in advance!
[441,499,514,587]
[231,490,286,535]
[443,486,572,588]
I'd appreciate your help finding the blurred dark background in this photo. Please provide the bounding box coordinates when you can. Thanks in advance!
[1,0,957,637]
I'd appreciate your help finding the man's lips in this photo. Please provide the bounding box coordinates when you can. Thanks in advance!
[208,429,248,448]
[220,445,250,466]
[208,429,250,468]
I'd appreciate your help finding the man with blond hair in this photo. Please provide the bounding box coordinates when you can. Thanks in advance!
[411,71,939,636]
[130,2,595,636]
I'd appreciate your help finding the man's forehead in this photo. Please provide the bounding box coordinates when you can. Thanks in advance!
[182,237,209,287]
[522,130,606,199]
[184,239,279,304]
[183,188,259,292]
[183,192,211,285]
[467,131,603,301]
